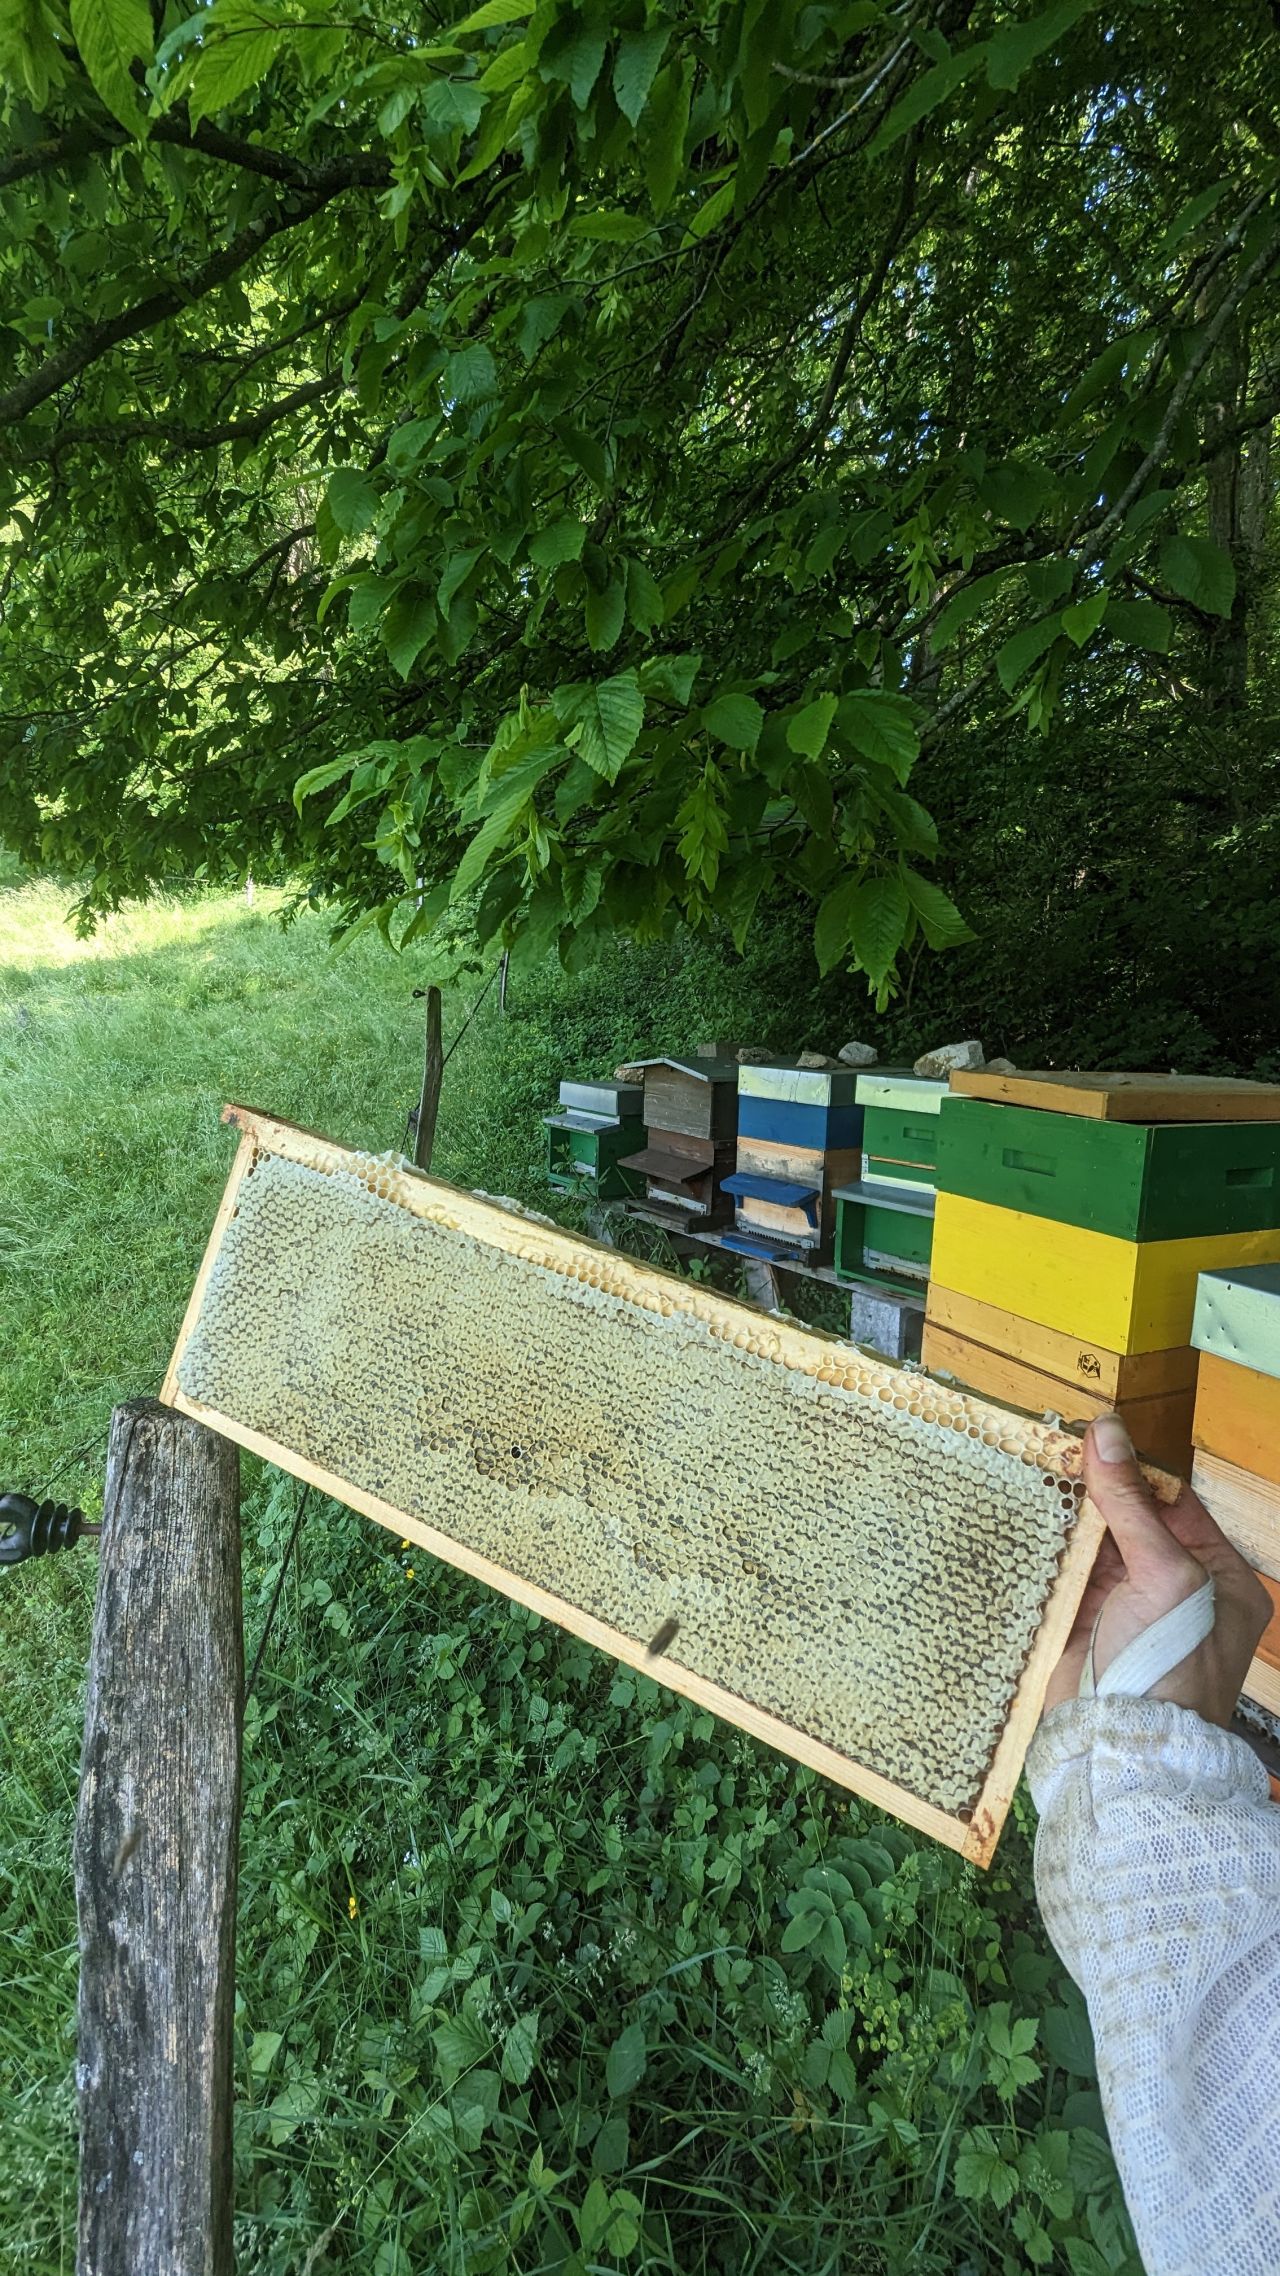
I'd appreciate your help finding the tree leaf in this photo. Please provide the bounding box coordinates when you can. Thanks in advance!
[383,588,435,679]
[445,343,499,404]
[1061,590,1107,647]
[996,614,1062,691]
[530,518,586,569]
[640,652,701,706]
[1156,181,1228,258]
[870,49,981,153]
[644,56,693,213]
[849,873,910,991]
[70,0,153,133]
[985,0,1097,92]
[604,2021,647,2098]
[837,690,919,780]
[421,77,486,136]
[326,466,380,538]
[1106,596,1171,651]
[612,26,667,126]
[1158,533,1236,618]
[584,577,626,652]
[454,0,533,31]
[566,671,645,781]
[786,692,838,759]
[565,26,606,108]
[625,556,665,633]
[703,692,763,752]
[902,869,973,950]
[932,567,1019,650]
[814,877,859,977]
[293,755,356,815]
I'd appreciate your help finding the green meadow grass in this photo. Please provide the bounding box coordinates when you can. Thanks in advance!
[0,879,1138,2276]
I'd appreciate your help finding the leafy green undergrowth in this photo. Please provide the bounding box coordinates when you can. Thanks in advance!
[0,882,1139,2274]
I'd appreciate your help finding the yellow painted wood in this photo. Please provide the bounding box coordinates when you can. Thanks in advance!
[931,1194,1280,1356]
[1192,1352,1280,1488]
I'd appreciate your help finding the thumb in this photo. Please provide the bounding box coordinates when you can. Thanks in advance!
[1082,1414,1197,1583]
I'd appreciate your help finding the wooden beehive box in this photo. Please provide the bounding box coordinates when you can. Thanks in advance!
[162,1106,1116,1866]
[723,1063,861,1260]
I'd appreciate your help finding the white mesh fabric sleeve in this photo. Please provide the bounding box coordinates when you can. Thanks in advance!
[1027,1700,1280,2276]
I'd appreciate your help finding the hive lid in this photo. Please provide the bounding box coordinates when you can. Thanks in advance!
[950,1071,1280,1122]
[629,1055,741,1085]
[1192,1265,1280,1381]
[855,1071,949,1111]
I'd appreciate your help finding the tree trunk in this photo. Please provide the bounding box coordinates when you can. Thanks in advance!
[75,1399,243,2276]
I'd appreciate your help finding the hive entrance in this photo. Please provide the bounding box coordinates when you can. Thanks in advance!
[163,1108,1105,1866]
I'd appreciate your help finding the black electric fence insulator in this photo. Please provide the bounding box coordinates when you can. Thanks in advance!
[0,1492,100,1568]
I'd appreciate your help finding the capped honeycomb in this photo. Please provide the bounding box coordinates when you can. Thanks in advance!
[171,1118,1096,1844]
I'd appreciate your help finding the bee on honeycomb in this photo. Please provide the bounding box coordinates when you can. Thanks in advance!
[178,1147,1083,1819]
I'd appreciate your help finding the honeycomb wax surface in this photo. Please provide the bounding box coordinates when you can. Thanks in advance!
[178,1151,1080,1816]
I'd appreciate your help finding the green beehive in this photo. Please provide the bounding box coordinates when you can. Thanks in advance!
[832,1181,935,1292]
[544,1079,646,1199]
[856,1073,948,1191]
[936,1096,1280,1241]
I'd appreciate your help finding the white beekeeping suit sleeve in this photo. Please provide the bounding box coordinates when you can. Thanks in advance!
[1027,1697,1280,2276]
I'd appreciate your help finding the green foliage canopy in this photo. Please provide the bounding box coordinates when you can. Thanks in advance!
[0,1,1277,998]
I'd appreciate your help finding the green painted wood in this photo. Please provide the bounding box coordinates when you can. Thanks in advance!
[864,1154,936,1189]
[936,1097,1280,1240]
[1192,1265,1280,1381]
[547,1117,646,1197]
[862,1105,940,1170]
[832,1188,934,1282]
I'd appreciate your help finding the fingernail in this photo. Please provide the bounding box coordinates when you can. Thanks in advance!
[1091,1414,1133,1464]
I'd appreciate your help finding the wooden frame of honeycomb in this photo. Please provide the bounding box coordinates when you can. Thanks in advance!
[163,1106,1111,1866]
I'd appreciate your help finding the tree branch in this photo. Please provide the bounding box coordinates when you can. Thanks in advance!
[0,114,390,195]
[0,188,339,427]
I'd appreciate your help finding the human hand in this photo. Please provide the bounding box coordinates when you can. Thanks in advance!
[1042,1412,1272,1723]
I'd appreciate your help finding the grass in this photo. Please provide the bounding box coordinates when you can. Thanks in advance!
[0,876,1139,2276]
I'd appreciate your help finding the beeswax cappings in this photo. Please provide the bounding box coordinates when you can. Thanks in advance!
[178,1150,1082,1815]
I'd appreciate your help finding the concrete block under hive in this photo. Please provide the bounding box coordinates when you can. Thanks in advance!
[164,1107,1112,1866]
[722,1065,860,1262]
[936,1096,1280,1242]
[930,1193,1280,1355]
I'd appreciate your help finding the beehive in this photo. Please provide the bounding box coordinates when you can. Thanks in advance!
[164,1107,1115,1865]
[723,1064,861,1259]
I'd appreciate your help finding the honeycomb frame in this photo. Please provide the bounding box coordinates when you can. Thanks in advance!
[162,1107,1110,1866]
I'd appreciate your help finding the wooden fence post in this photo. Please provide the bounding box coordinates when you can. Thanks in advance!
[75,1399,243,2276]
[413,982,444,1172]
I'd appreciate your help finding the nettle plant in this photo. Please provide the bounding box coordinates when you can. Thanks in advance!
[2,3,1275,1001]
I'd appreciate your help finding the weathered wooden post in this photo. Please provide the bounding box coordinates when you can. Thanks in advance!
[413,982,444,1172]
[75,1399,242,2276]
